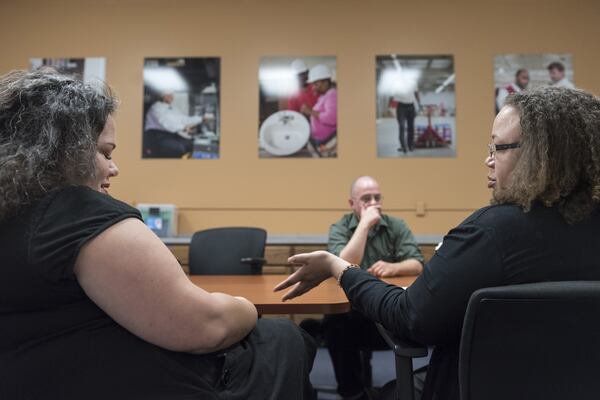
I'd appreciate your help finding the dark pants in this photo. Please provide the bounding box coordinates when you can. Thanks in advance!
[2,318,316,400]
[324,311,388,397]
[396,103,416,152]
[143,129,193,158]
[202,318,318,400]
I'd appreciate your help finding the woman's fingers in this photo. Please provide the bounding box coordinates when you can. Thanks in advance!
[281,281,315,302]
[280,283,303,302]
[276,268,319,301]
[287,253,310,264]
[277,251,333,301]
[288,250,330,265]
[273,270,301,292]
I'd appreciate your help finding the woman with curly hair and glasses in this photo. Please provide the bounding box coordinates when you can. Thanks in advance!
[276,86,600,400]
[0,69,316,400]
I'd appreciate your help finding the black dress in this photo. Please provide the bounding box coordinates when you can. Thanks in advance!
[0,186,316,400]
[340,203,600,400]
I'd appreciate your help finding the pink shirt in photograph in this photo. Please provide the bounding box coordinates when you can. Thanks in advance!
[310,88,337,142]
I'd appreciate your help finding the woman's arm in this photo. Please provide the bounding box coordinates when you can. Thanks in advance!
[74,218,257,354]
[276,221,504,345]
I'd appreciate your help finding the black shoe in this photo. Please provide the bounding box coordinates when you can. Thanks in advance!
[397,147,407,153]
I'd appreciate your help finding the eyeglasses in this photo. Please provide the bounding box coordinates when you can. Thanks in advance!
[358,194,383,203]
[488,142,521,158]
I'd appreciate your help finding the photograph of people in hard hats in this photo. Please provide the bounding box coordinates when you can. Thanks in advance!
[259,56,337,158]
[376,54,456,158]
[142,57,220,159]
[494,53,573,114]
[30,57,106,82]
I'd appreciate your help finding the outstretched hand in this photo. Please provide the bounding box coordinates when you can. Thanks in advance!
[274,251,347,302]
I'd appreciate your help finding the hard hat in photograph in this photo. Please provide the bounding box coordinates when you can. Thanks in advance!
[291,59,308,74]
[307,64,332,83]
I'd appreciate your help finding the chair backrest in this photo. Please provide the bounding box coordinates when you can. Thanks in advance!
[188,227,267,275]
[459,281,600,400]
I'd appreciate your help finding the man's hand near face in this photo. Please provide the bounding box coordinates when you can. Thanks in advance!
[358,205,381,230]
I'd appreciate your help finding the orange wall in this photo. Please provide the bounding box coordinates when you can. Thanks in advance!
[1,0,599,235]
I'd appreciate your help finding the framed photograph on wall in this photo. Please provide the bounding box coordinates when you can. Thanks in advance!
[494,53,574,114]
[376,54,456,158]
[142,57,220,159]
[259,56,337,158]
[29,57,106,82]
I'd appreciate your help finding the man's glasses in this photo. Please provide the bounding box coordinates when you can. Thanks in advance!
[358,194,383,203]
[488,142,521,158]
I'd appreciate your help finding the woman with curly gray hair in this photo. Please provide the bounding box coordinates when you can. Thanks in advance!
[275,86,600,400]
[0,69,316,400]
[0,69,117,219]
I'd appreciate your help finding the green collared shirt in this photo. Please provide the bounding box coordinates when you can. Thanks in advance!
[328,213,424,270]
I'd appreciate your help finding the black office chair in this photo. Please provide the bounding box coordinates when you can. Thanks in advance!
[377,281,600,400]
[188,227,267,275]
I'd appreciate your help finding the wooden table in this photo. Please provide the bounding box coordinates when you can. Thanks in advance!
[189,274,417,314]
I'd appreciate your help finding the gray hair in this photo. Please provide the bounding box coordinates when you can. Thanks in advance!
[0,68,117,221]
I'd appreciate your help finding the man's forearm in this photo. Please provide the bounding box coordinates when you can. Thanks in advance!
[339,225,370,264]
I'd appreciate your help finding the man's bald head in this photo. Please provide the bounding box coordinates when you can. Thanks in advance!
[349,176,383,218]
[350,176,379,197]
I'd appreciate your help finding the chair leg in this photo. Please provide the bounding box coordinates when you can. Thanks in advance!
[360,350,373,389]
[394,355,415,400]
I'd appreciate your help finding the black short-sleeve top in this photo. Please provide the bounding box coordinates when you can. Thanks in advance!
[0,186,215,399]
[0,186,141,344]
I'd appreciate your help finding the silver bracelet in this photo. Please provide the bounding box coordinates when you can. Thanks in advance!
[337,264,360,286]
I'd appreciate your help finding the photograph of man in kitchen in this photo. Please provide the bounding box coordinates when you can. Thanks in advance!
[142,57,220,159]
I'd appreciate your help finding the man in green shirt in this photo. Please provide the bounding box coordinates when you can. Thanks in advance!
[325,176,424,400]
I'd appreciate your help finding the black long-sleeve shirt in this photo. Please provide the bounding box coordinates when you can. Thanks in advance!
[340,203,600,399]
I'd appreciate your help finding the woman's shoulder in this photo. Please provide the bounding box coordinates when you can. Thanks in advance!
[28,186,142,278]
[466,203,523,223]
[32,185,141,237]
[461,202,562,234]
[47,185,137,213]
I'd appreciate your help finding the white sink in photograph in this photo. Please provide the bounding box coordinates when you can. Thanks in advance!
[260,110,310,156]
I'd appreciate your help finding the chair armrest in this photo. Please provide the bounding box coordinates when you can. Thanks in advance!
[240,257,266,275]
[240,257,266,266]
[376,323,427,400]
[376,323,428,358]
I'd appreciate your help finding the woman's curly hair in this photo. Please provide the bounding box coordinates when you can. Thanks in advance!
[495,86,600,223]
[0,69,117,221]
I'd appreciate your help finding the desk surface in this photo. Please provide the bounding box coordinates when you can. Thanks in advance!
[165,234,443,246]
[189,274,417,314]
